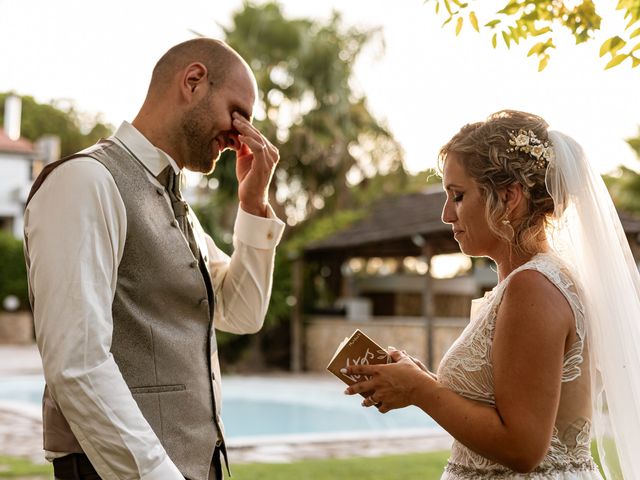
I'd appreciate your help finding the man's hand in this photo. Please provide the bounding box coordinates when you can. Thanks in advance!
[232,112,279,217]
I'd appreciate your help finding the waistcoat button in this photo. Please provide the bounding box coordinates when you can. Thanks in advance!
[199,298,208,306]
[171,220,179,228]
[190,260,198,268]
[156,188,164,196]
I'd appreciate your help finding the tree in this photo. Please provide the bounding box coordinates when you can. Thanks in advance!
[190,2,409,369]
[0,92,113,156]
[196,1,406,229]
[0,231,29,311]
[429,0,640,71]
[604,128,640,214]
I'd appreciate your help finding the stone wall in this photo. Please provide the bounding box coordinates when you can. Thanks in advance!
[305,316,466,372]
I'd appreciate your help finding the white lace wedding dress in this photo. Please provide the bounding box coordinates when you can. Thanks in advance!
[437,252,603,479]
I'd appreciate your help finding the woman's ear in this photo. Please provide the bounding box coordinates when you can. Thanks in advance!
[499,183,525,217]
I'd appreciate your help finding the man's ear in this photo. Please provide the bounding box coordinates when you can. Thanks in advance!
[182,62,208,97]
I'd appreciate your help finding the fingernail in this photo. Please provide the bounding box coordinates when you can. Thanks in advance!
[340,368,347,374]
[343,388,350,395]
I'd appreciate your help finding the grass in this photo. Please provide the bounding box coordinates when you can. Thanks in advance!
[230,452,450,480]
[0,452,449,479]
[0,456,52,478]
[0,444,621,479]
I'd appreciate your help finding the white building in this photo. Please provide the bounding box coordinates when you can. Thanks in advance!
[0,95,37,238]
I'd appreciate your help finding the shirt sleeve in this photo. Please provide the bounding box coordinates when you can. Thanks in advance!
[204,205,285,334]
[24,158,183,480]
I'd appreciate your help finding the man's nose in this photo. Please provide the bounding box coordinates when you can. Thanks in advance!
[226,131,240,150]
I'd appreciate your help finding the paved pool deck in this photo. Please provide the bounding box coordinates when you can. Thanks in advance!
[0,344,453,464]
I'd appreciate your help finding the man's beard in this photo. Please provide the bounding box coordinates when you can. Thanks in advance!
[181,99,218,174]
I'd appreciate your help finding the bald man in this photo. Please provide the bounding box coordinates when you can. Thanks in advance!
[24,38,285,480]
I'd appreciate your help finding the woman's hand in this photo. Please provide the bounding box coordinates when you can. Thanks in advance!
[343,349,436,413]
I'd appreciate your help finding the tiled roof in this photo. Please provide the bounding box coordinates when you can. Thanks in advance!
[305,189,640,257]
[305,190,451,255]
[0,130,36,154]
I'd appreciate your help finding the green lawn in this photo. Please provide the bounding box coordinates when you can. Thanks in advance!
[0,456,52,478]
[0,452,450,479]
[0,446,619,479]
[231,452,450,480]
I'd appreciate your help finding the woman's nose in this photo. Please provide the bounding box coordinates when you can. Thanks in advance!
[442,201,456,224]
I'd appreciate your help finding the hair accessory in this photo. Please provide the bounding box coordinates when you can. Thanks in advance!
[506,129,554,170]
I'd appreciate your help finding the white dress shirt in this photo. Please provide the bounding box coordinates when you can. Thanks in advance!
[24,122,285,479]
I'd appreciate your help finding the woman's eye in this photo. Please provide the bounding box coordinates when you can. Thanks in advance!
[453,193,464,202]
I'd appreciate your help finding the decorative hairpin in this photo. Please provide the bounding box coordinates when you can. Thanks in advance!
[506,129,553,170]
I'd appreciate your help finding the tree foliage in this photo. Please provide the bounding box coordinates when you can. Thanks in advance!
[0,92,113,156]
[0,231,28,311]
[604,128,640,214]
[197,1,405,228]
[430,0,640,71]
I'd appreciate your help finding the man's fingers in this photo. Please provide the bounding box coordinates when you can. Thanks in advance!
[232,114,279,165]
[232,114,263,144]
[238,135,271,162]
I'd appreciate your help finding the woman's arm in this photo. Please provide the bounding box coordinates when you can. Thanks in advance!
[345,269,574,473]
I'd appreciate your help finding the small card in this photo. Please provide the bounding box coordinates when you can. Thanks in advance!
[326,329,390,389]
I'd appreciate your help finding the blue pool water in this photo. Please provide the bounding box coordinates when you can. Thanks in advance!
[0,375,437,439]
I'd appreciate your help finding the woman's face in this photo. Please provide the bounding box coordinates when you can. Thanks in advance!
[441,153,500,258]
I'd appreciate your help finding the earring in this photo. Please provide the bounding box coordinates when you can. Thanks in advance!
[502,211,510,225]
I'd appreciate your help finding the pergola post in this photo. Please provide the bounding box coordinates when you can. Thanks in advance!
[290,255,304,372]
[422,243,436,371]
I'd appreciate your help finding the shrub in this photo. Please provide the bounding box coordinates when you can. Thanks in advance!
[0,231,29,311]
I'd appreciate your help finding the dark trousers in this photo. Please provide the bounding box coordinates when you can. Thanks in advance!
[53,450,222,480]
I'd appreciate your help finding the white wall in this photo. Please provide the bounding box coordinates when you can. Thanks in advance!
[0,153,33,238]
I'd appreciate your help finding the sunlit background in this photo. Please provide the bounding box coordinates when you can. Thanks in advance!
[0,2,638,475]
[1,0,639,176]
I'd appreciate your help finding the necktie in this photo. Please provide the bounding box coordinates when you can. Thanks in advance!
[158,166,200,259]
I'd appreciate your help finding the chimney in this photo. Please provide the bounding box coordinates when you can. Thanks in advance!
[36,135,61,165]
[4,94,22,141]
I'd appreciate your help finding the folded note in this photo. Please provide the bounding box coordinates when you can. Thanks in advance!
[326,329,391,389]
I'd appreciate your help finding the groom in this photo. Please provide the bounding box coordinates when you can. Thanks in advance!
[24,38,284,480]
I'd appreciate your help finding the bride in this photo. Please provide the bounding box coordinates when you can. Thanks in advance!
[343,110,640,478]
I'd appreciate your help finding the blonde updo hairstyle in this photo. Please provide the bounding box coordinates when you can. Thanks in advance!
[438,110,555,257]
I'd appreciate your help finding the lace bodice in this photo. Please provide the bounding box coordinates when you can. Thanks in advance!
[437,253,602,479]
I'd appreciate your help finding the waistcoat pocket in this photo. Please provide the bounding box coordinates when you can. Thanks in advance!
[130,384,187,394]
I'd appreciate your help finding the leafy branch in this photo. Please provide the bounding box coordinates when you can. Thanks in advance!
[430,0,640,71]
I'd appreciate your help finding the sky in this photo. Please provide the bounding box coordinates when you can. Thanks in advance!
[1,0,639,176]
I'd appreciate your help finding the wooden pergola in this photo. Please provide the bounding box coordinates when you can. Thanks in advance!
[290,189,460,372]
[289,188,640,372]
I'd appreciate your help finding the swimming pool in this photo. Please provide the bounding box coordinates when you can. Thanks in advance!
[0,375,438,441]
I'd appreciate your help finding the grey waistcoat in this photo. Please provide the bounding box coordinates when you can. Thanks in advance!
[26,140,226,480]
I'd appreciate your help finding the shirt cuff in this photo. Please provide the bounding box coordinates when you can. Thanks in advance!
[140,456,184,480]
[235,204,285,249]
